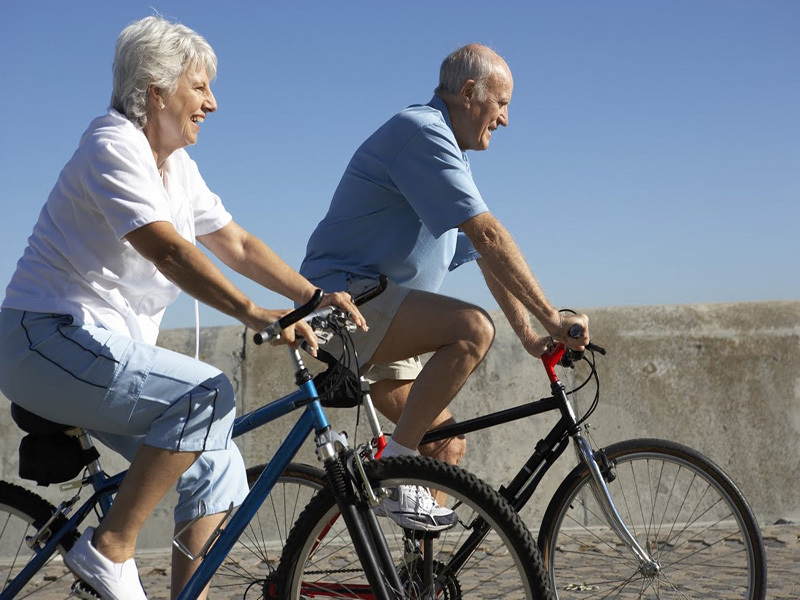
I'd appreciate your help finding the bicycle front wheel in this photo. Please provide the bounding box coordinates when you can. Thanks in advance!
[538,438,766,600]
[0,480,79,598]
[278,455,552,600]
[208,462,326,599]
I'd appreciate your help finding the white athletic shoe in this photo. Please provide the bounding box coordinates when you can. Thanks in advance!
[64,527,147,600]
[374,485,458,531]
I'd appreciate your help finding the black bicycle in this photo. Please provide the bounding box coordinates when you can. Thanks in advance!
[246,292,767,600]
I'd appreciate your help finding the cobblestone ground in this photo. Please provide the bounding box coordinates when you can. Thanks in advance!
[9,522,799,599]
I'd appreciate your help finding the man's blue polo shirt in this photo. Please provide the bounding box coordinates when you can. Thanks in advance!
[300,95,489,294]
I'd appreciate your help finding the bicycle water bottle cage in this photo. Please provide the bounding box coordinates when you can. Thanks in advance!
[11,404,99,486]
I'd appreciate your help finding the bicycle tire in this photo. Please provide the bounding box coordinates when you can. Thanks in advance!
[0,480,79,598]
[538,438,766,600]
[207,462,326,599]
[278,455,553,600]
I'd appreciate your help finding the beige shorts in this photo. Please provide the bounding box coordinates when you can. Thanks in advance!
[323,278,423,385]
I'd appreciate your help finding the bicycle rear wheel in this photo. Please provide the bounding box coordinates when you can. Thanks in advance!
[0,480,79,598]
[208,462,326,599]
[538,438,766,600]
[278,455,552,600]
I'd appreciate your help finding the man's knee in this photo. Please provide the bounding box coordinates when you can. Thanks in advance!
[460,307,495,356]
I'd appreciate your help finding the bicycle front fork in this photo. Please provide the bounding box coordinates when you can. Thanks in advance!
[317,430,405,599]
[573,434,661,575]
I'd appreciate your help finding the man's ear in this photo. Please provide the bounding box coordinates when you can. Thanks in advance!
[460,79,476,107]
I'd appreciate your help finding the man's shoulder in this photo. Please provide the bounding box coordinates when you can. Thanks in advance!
[372,102,444,138]
[391,102,447,132]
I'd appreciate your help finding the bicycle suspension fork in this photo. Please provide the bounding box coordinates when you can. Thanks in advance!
[316,431,405,599]
[552,381,660,574]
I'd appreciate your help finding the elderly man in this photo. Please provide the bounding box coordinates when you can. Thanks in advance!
[300,44,589,530]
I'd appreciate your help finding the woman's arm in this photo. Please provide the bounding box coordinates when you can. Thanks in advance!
[125,221,311,343]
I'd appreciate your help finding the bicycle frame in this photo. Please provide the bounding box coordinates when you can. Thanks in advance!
[1,345,399,600]
[419,343,659,571]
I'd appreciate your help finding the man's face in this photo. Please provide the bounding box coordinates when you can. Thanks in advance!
[456,65,513,151]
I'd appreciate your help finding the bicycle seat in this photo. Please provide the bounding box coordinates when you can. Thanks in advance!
[10,403,74,434]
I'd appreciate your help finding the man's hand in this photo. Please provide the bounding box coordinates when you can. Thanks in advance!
[553,313,590,351]
[520,331,553,358]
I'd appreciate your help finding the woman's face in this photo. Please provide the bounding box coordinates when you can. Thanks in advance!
[151,64,217,155]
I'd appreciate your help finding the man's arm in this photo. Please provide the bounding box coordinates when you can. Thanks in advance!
[461,212,588,349]
[477,258,550,357]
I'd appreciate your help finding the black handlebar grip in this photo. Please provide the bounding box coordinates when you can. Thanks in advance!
[253,289,325,345]
[565,316,607,354]
[277,289,324,330]
[568,324,583,339]
[353,274,389,306]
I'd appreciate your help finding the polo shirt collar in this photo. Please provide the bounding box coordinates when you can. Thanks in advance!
[428,95,455,132]
[428,94,469,162]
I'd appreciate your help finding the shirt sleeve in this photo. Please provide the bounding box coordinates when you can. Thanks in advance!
[388,123,488,238]
[180,152,233,236]
[83,139,171,240]
[449,230,482,271]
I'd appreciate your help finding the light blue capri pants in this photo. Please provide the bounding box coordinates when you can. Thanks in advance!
[0,309,249,523]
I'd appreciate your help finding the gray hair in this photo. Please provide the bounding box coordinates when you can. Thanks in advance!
[111,16,217,128]
[434,44,500,102]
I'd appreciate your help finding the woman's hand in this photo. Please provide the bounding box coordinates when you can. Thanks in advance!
[249,308,318,354]
[317,291,368,332]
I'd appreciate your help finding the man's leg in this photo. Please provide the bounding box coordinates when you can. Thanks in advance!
[367,290,494,453]
[369,379,466,465]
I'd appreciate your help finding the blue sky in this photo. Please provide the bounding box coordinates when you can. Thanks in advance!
[1,1,797,330]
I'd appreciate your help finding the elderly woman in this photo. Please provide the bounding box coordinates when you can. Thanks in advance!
[0,16,363,600]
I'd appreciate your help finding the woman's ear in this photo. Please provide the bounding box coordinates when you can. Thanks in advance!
[149,85,165,109]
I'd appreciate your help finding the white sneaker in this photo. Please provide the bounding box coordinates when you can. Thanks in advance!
[64,527,147,600]
[374,485,458,531]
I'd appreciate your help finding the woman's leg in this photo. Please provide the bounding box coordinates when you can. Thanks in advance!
[0,310,248,597]
[93,445,200,562]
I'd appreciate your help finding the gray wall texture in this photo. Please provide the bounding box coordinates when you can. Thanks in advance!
[1,300,797,549]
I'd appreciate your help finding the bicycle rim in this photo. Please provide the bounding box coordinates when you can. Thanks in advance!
[539,439,766,599]
[208,463,326,599]
[280,455,550,600]
[0,481,78,598]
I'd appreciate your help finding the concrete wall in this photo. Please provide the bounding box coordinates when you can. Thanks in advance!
[1,300,797,549]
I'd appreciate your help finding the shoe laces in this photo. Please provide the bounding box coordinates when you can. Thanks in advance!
[407,485,438,512]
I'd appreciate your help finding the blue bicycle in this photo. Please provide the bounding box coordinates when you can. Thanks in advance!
[0,290,552,600]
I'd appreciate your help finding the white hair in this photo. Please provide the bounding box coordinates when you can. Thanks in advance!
[110,16,217,128]
[434,44,500,102]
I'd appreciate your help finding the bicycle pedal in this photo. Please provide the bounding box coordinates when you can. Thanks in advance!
[71,579,101,600]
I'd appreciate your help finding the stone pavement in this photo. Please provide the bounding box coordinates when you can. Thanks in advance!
[137,522,800,599]
[761,521,800,600]
[11,522,800,598]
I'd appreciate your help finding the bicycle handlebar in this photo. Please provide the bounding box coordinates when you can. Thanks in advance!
[252,276,389,347]
[253,289,325,345]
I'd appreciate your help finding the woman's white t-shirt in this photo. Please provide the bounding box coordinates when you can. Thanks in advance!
[2,109,232,344]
